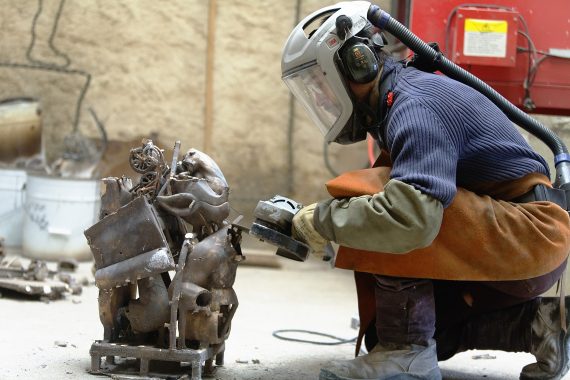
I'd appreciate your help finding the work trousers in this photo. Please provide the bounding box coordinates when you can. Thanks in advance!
[368,261,567,356]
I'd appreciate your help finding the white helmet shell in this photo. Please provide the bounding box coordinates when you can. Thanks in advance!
[281,1,372,143]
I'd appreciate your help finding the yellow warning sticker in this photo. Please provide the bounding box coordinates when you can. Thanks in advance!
[465,19,508,34]
[464,18,508,57]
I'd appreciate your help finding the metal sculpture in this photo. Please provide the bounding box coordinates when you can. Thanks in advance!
[85,139,244,379]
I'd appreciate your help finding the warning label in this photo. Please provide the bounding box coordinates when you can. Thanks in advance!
[463,18,508,57]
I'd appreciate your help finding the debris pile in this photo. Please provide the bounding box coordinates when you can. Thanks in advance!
[0,247,82,300]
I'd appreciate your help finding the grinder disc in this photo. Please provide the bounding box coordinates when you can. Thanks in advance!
[250,222,310,262]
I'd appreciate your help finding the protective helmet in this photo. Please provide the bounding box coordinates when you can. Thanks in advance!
[281,1,382,144]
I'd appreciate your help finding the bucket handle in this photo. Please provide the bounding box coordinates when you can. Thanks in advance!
[21,182,26,205]
[48,226,71,237]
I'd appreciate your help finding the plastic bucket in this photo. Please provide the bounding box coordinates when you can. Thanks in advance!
[22,174,100,261]
[0,169,27,248]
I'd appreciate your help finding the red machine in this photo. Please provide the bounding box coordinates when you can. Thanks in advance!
[397,0,570,116]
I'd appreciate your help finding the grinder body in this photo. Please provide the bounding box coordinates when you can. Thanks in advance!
[249,195,311,261]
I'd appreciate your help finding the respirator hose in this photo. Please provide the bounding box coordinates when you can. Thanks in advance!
[367,5,570,174]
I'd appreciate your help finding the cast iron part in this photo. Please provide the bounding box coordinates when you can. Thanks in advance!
[250,195,311,261]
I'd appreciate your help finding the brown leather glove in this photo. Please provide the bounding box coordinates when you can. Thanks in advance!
[292,203,328,257]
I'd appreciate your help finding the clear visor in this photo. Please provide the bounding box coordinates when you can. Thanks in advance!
[283,64,342,136]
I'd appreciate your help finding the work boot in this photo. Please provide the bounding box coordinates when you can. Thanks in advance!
[443,299,535,357]
[520,296,570,380]
[319,339,441,380]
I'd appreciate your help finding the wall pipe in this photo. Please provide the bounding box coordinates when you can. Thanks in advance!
[203,0,217,154]
[286,0,302,196]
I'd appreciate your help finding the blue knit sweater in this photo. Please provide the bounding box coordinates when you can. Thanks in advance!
[379,59,549,208]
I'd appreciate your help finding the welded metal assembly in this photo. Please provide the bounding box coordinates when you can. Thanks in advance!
[84,139,244,380]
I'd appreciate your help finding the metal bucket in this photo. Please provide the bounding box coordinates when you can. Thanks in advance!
[0,169,27,249]
[22,174,100,261]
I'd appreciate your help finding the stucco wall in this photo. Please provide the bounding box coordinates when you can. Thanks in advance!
[0,0,391,215]
[0,0,567,219]
[0,0,209,158]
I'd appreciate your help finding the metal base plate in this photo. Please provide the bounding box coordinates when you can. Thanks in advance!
[249,222,310,262]
[90,341,214,380]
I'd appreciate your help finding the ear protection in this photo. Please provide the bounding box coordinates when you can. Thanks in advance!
[339,40,380,83]
[336,16,386,84]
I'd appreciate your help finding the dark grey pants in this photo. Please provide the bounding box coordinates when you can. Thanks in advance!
[369,261,567,357]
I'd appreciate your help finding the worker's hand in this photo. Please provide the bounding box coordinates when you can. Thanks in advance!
[292,203,328,257]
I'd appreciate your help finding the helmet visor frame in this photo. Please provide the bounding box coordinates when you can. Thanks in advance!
[283,62,343,137]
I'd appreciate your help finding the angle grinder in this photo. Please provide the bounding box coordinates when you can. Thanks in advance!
[249,195,335,262]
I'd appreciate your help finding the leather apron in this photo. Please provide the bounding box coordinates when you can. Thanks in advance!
[325,155,570,355]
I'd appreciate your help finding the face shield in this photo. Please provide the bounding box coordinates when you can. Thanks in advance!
[281,1,375,144]
[283,63,343,136]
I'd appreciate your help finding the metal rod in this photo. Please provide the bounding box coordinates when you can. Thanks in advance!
[203,0,217,154]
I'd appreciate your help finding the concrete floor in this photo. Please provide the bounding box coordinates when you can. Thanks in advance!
[0,252,544,380]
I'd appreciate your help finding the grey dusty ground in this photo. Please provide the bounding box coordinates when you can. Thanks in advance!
[0,251,545,380]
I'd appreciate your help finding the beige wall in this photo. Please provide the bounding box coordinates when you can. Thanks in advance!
[0,0,391,215]
[0,0,209,157]
[0,0,567,218]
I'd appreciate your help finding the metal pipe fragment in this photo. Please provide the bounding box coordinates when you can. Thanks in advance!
[179,282,212,310]
[126,275,170,333]
[94,248,174,289]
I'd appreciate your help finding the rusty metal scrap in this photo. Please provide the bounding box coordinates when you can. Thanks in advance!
[155,178,230,231]
[85,140,244,380]
[85,195,174,288]
[128,139,167,198]
[155,148,230,237]
[0,255,81,299]
[93,248,175,290]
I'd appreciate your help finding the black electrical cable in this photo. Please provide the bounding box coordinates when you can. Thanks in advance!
[518,31,537,110]
[27,0,71,69]
[518,47,570,60]
[517,32,537,59]
[272,329,357,346]
[516,46,570,110]
[527,55,549,89]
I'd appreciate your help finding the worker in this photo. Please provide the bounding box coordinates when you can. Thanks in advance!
[281,2,570,380]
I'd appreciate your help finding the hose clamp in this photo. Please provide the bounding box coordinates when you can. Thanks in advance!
[368,5,391,29]
[555,153,570,165]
